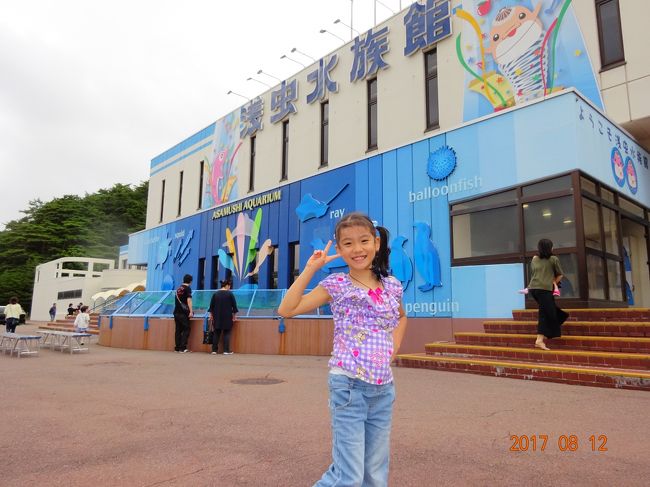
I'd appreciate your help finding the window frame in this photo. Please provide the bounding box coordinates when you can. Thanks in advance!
[177,170,184,216]
[281,120,289,181]
[159,179,166,223]
[424,48,439,131]
[249,135,256,192]
[595,0,625,71]
[320,101,329,168]
[367,78,378,151]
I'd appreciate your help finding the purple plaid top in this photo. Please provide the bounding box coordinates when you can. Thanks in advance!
[320,273,403,385]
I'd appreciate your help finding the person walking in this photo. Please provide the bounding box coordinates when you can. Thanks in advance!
[208,279,239,355]
[4,297,26,333]
[49,303,57,322]
[279,212,407,486]
[174,274,194,353]
[527,238,569,350]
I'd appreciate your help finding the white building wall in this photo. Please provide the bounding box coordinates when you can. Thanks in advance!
[31,257,145,321]
[145,1,650,231]
[572,0,650,146]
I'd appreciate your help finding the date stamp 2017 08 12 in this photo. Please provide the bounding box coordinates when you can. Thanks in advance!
[509,434,608,452]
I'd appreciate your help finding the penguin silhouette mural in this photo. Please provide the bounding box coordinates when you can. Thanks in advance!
[389,236,413,289]
[413,222,442,291]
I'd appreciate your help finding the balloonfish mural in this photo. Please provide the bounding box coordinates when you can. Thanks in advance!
[455,0,602,121]
[217,209,273,284]
[203,111,241,208]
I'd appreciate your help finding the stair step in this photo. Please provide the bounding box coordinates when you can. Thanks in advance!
[512,308,650,322]
[424,343,650,369]
[484,320,650,337]
[455,332,650,353]
[396,353,650,391]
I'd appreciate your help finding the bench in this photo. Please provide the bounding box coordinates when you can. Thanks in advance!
[36,330,91,354]
[1,333,42,357]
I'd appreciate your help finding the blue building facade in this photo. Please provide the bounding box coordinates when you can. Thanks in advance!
[129,91,650,318]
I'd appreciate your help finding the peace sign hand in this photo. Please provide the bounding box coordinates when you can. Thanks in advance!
[305,240,340,272]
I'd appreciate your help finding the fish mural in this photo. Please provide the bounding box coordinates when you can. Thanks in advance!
[217,209,273,284]
[203,112,241,208]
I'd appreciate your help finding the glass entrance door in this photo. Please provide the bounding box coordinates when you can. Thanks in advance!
[621,218,650,307]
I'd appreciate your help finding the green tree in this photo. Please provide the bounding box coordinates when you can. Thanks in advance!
[0,181,148,312]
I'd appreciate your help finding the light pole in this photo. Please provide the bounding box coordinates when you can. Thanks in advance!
[246,77,272,88]
[257,69,282,83]
[280,54,306,68]
[291,47,316,62]
[319,29,346,43]
[333,19,360,40]
[226,90,249,102]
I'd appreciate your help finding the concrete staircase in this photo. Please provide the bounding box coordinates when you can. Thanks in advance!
[39,313,100,335]
[396,309,650,391]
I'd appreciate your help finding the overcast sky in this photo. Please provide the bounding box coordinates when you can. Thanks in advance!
[0,0,407,229]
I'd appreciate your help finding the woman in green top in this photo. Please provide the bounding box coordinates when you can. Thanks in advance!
[528,239,569,350]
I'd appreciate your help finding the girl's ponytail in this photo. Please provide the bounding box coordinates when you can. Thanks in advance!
[371,225,391,279]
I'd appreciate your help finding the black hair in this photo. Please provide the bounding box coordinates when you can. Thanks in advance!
[220,279,232,288]
[537,238,554,259]
[10,296,18,304]
[81,305,89,312]
[334,212,391,279]
[183,274,193,284]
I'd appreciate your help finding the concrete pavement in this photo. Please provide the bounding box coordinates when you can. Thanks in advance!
[1,324,649,486]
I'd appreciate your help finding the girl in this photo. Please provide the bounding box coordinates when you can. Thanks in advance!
[278,212,407,487]
[527,238,569,350]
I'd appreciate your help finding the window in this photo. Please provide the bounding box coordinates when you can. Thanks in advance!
[580,176,597,195]
[602,206,619,256]
[596,0,625,69]
[57,289,83,300]
[268,246,279,289]
[453,206,519,258]
[425,49,439,129]
[524,197,576,251]
[160,179,166,222]
[320,101,329,167]
[177,171,184,216]
[198,257,206,290]
[367,78,377,150]
[587,254,606,299]
[582,198,602,250]
[249,136,256,192]
[522,175,572,198]
[607,259,623,301]
[288,243,300,285]
[281,121,289,181]
[210,255,220,290]
[198,160,204,209]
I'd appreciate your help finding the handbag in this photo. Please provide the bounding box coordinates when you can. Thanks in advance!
[203,329,214,345]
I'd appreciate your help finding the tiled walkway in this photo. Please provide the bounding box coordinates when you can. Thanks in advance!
[2,324,649,486]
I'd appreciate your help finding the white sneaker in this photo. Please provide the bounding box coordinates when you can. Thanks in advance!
[211,352,217,355]
[181,349,189,353]
[223,351,234,355]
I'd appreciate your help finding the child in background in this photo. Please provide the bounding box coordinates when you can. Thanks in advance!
[279,212,407,486]
[74,305,90,344]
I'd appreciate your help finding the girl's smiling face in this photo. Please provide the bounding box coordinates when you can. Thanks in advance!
[335,225,380,272]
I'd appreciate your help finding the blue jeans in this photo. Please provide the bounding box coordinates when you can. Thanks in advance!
[314,374,395,487]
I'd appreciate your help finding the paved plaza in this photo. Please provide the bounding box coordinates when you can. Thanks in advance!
[2,324,649,486]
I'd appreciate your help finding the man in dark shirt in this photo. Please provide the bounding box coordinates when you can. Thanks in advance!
[208,279,239,354]
[174,274,194,353]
